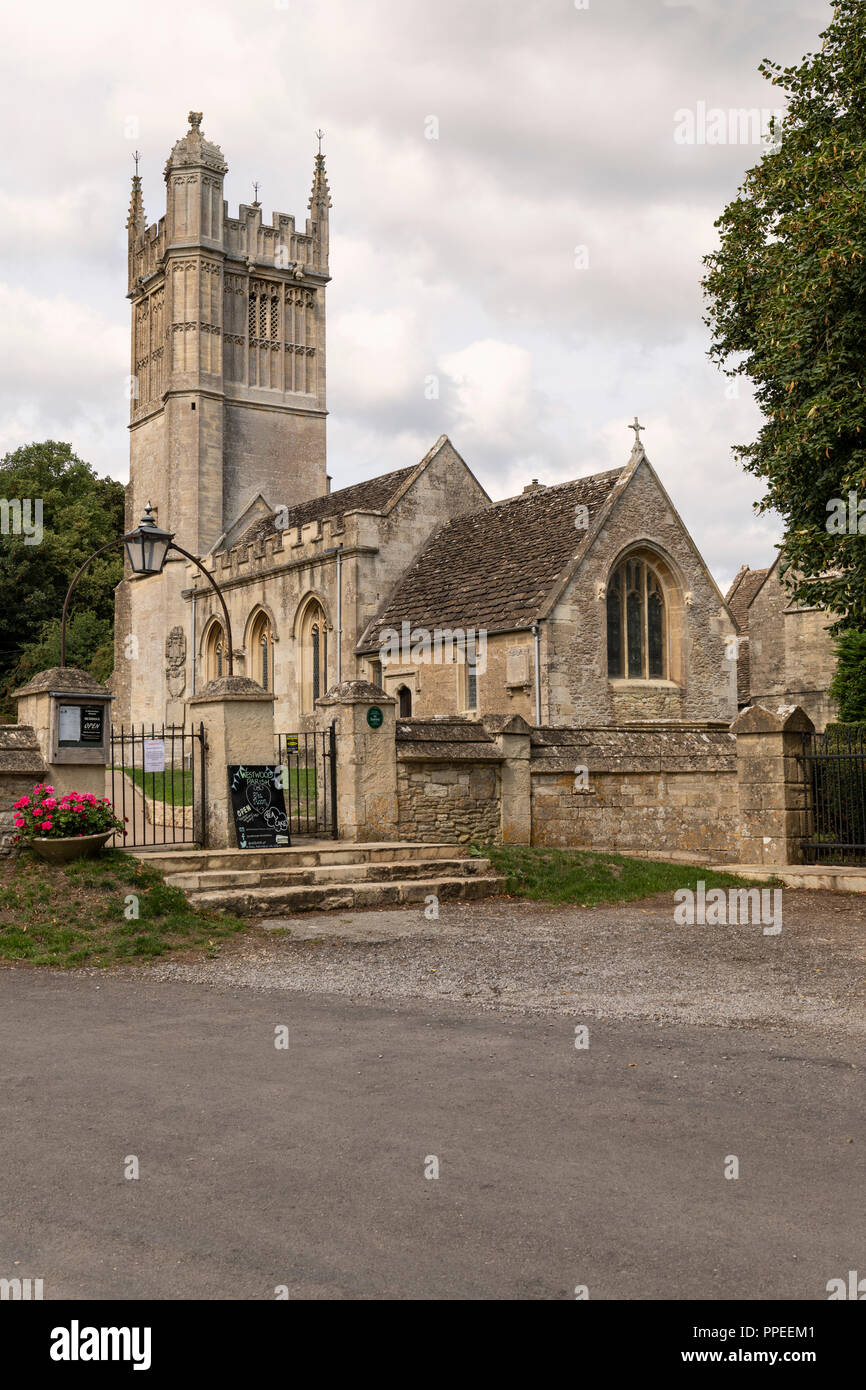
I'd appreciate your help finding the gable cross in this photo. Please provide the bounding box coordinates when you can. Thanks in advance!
[629,416,645,445]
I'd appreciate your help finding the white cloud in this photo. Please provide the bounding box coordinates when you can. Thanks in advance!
[0,0,835,583]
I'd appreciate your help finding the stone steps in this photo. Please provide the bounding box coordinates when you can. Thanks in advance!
[164,857,492,892]
[127,841,466,875]
[188,873,505,916]
[125,840,503,915]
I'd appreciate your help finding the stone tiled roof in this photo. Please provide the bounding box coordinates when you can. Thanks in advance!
[358,469,624,650]
[725,566,769,705]
[726,565,769,630]
[235,465,420,550]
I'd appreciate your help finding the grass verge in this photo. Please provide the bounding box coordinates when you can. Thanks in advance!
[0,850,246,968]
[113,767,194,805]
[478,844,777,907]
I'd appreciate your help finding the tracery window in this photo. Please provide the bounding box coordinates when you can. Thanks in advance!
[300,600,328,713]
[606,557,666,679]
[204,621,227,683]
[248,611,274,692]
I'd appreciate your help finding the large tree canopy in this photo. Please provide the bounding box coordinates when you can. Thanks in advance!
[702,0,866,631]
[0,441,124,708]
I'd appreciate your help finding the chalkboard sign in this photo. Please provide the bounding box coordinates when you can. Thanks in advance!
[228,765,291,849]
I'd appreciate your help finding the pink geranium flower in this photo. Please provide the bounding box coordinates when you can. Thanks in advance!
[40,821,53,831]
[43,797,57,809]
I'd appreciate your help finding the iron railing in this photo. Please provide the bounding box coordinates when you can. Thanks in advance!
[801,726,866,866]
[275,724,338,838]
[110,723,206,848]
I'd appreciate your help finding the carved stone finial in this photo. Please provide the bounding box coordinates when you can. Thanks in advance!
[188,111,203,133]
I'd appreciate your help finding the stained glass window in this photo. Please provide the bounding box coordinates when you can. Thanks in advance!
[606,557,667,680]
[627,589,642,677]
[606,575,622,677]
[648,586,664,679]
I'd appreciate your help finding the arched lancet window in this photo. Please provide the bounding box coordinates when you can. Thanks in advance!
[248,611,275,692]
[607,556,667,680]
[398,685,412,717]
[299,599,328,713]
[204,621,226,683]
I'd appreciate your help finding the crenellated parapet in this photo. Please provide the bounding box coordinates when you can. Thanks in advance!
[126,112,331,419]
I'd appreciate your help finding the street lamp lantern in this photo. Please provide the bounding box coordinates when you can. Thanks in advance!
[60,501,235,675]
[123,502,174,575]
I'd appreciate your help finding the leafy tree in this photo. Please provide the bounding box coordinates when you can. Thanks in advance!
[0,442,124,707]
[829,629,866,720]
[702,0,866,631]
[9,613,116,691]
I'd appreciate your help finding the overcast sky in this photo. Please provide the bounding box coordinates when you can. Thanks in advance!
[0,0,834,592]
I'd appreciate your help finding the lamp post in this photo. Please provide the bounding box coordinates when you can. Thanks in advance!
[60,502,234,675]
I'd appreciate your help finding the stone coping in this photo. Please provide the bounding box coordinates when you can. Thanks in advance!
[14,665,111,698]
[317,679,395,706]
[188,676,275,703]
[397,745,504,763]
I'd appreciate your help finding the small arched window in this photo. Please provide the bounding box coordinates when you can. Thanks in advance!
[607,557,666,679]
[248,611,275,692]
[299,600,328,713]
[204,621,226,684]
[312,623,321,702]
[398,685,412,717]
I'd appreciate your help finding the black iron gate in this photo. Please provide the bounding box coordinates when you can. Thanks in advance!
[275,724,338,838]
[801,727,866,866]
[110,723,206,849]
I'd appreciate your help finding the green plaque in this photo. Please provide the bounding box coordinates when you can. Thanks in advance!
[366,705,384,729]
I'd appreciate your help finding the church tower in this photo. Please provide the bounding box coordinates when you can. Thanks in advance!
[114,113,331,724]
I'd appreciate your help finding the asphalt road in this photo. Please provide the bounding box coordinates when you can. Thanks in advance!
[1,969,863,1300]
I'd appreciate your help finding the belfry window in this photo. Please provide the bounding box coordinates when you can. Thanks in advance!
[607,558,666,679]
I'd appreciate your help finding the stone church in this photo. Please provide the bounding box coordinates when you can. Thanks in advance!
[114,114,742,734]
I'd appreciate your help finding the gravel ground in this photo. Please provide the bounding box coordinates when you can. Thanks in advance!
[137,888,866,1040]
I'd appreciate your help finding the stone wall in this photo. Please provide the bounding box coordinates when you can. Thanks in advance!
[529,725,739,861]
[0,726,47,855]
[748,564,838,732]
[396,718,502,844]
[391,717,743,860]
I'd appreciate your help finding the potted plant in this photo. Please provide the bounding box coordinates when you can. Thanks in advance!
[11,783,126,864]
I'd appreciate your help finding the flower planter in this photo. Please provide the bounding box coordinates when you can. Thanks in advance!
[29,831,114,865]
